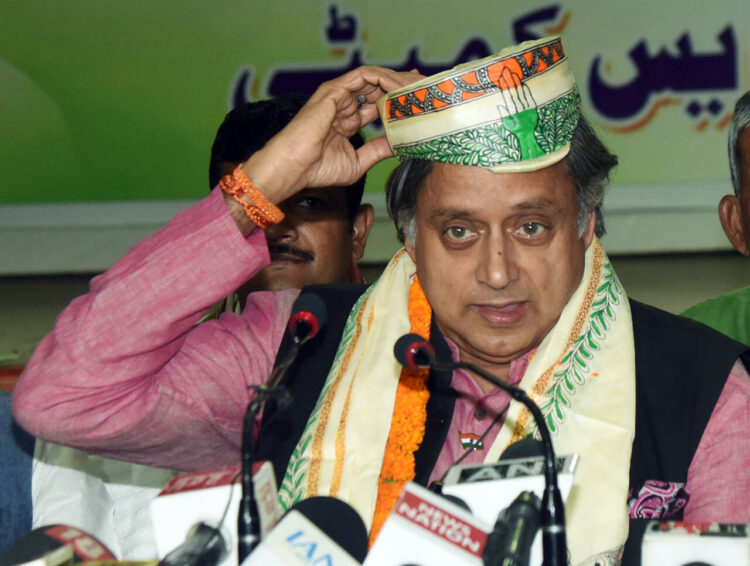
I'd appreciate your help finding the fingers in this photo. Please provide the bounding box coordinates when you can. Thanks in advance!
[334,65,422,96]
[355,136,394,173]
[312,66,421,119]
[254,66,419,195]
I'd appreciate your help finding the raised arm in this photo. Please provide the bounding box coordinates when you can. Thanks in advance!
[12,67,419,471]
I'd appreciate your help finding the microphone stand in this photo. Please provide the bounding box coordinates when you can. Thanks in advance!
[237,363,299,562]
[237,387,278,562]
[237,299,323,562]
[434,358,567,566]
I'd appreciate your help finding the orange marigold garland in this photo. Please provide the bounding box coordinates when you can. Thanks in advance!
[368,275,432,545]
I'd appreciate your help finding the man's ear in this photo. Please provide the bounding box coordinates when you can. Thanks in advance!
[582,209,597,248]
[351,204,374,261]
[404,227,417,263]
[719,194,750,256]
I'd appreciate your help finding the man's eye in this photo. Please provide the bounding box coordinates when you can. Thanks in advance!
[297,197,326,209]
[516,222,546,237]
[445,226,473,240]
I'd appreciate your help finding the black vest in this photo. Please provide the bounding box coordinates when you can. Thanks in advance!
[256,284,457,487]
[628,300,750,492]
[255,286,750,558]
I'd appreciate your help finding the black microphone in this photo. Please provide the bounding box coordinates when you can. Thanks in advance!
[242,496,369,564]
[393,333,436,371]
[498,437,545,461]
[287,293,327,346]
[480,439,546,565]
[264,293,328,391]
[482,491,541,566]
[291,496,369,563]
[394,333,567,566]
[158,522,228,566]
[238,293,328,562]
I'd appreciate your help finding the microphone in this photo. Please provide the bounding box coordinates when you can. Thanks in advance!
[393,333,568,566]
[287,293,327,346]
[441,439,577,566]
[498,438,545,461]
[265,293,328,390]
[158,522,228,566]
[151,462,282,566]
[393,333,436,371]
[0,525,116,566]
[640,520,750,566]
[238,293,328,562]
[243,496,368,565]
[482,491,541,566]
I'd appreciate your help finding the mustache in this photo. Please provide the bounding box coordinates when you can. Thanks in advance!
[267,243,315,262]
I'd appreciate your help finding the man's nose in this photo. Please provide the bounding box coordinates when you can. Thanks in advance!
[264,212,297,240]
[476,235,517,290]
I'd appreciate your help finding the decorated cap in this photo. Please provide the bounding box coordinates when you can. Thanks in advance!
[377,36,580,172]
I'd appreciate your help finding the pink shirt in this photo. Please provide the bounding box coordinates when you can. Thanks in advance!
[429,343,750,522]
[13,188,750,521]
[428,348,530,485]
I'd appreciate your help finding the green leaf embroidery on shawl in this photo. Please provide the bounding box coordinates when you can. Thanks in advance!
[538,261,622,435]
[278,288,373,510]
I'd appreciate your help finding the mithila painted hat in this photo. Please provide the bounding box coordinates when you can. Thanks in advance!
[377,36,580,172]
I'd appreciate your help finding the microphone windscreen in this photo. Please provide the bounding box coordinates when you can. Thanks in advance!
[290,293,327,329]
[289,497,368,562]
[498,438,545,461]
[393,333,433,370]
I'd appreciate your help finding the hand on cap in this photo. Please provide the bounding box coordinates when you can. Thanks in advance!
[242,66,422,205]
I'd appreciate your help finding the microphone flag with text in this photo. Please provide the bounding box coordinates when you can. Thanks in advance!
[243,496,368,566]
[0,524,116,566]
[364,482,490,566]
[639,521,750,566]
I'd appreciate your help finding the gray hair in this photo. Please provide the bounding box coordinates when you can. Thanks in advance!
[728,91,750,196]
[385,113,618,244]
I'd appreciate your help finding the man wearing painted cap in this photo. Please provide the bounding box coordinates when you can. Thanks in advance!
[14,38,750,564]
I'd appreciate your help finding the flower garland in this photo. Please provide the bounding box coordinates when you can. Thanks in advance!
[368,275,432,545]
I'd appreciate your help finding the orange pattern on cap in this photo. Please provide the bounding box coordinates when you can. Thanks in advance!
[385,38,564,120]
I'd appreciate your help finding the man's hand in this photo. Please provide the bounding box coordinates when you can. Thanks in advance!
[243,66,422,205]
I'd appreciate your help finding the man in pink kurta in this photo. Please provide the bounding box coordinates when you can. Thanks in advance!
[22,96,377,560]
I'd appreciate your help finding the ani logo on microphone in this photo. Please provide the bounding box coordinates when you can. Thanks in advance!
[284,530,339,565]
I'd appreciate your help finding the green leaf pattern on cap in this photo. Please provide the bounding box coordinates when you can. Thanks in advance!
[393,88,579,167]
[394,121,521,166]
[535,88,581,155]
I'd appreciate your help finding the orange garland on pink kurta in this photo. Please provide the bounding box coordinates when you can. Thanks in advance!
[368,276,431,545]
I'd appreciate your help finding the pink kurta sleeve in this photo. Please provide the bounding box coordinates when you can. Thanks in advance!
[12,188,298,471]
[684,359,750,522]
